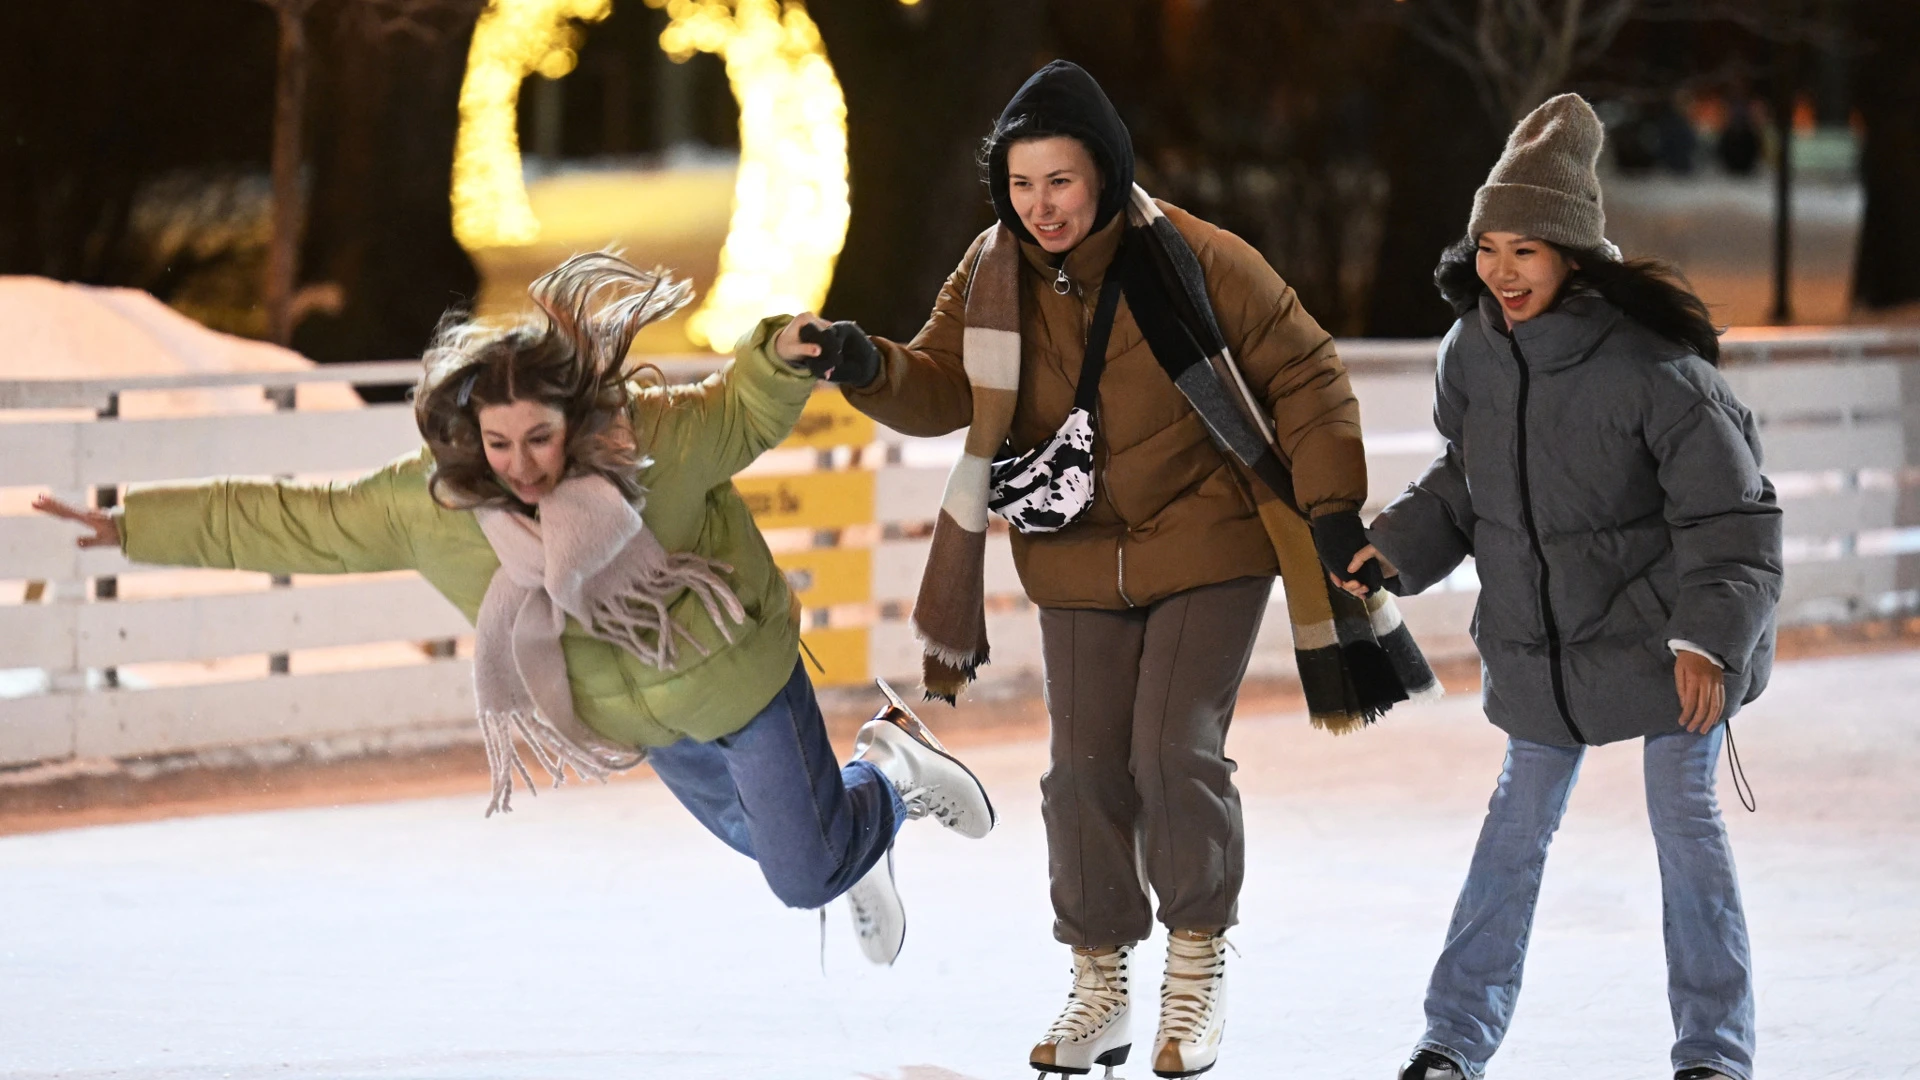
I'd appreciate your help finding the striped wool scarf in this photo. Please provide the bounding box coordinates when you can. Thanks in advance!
[910,185,1440,730]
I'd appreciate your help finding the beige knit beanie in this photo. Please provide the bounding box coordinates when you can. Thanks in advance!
[1468,93,1609,253]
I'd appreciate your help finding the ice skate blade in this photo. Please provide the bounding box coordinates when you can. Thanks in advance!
[864,678,998,834]
[1033,1043,1130,1078]
[872,677,951,752]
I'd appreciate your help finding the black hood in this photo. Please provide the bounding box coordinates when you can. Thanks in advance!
[985,60,1136,247]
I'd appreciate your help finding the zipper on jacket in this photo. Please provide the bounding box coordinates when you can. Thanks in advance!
[1508,335,1586,745]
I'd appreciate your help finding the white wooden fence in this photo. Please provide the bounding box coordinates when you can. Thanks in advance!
[2,330,1915,772]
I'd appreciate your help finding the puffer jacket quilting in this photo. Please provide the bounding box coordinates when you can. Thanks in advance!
[845,205,1367,611]
[1369,292,1784,747]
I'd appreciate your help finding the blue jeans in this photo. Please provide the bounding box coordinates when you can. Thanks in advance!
[1419,728,1755,1080]
[646,659,906,909]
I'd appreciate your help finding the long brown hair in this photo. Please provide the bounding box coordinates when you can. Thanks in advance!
[413,252,693,510]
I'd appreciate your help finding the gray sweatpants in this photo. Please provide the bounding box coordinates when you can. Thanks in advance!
[1038,575,1272,947]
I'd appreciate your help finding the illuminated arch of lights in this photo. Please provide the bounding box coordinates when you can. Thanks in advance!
[451,0,851,352]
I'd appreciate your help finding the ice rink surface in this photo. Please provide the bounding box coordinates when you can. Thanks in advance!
[2,651,1914,1080]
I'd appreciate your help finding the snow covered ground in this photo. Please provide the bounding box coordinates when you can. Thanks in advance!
[2,650,1914,1080]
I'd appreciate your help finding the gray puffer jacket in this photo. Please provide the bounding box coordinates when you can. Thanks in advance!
[1369,292,1783,747]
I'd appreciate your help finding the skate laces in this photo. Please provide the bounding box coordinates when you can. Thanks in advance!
[1043,947,1131,1043]
[894,783,963,828]
[1157,933,1228,1043]
[849,890,882,937]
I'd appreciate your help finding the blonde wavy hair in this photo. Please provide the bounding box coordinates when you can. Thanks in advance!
[413,252,693,510]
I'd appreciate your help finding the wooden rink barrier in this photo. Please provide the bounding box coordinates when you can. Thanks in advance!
[3,330,1918,772]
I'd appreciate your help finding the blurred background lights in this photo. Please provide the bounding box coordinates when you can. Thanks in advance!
[453,0,850,353]
[452,0,614,250]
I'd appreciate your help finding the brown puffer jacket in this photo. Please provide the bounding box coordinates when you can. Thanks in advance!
[845,201,1367,611]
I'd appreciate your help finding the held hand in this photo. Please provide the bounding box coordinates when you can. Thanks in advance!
[773,312,831,364]
[1674,650,1726,733]
[1310,510,1384,596]
[1328,544,1399,598]
[797,320,881,387]
[33,494,120,549]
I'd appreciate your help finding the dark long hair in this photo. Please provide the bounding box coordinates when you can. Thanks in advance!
[412,252,691,510]
[1434,236,1721,364]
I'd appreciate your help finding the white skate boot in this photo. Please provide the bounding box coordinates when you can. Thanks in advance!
[1150,930,1229,1077]
[844,849,905,966]
[853,678,996,839]
[1031,945,1133,1078]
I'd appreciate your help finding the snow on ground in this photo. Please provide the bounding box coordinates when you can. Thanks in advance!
[1,650,1914,1080]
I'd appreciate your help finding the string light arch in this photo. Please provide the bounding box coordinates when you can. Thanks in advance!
[451,0,850,352]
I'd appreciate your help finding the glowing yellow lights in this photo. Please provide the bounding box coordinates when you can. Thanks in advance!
[452,0,852,353]
[453,0,613,248]
[648,0,849,350]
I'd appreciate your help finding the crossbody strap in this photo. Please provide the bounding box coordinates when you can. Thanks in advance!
[1071,240,1128,415]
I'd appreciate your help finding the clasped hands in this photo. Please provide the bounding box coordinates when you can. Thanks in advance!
[773,313,879,388]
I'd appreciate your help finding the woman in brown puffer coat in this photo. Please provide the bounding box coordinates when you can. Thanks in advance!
[794,61,1373,1078]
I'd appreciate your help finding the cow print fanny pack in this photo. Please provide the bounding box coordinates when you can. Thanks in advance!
[988,254,1125,535]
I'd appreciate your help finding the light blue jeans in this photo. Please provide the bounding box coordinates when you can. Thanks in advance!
[646,660,907,909]
[1417,728,1755,1080]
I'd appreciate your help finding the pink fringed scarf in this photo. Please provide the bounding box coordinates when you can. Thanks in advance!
[473,474,746,815]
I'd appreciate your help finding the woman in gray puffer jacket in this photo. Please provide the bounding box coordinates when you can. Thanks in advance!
[1354,96,1782,1080]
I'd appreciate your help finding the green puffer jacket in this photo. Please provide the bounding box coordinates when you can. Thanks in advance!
[119,316,811,748]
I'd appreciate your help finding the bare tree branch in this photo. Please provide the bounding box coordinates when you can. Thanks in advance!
[1635,0,1850,49]
[342,0,485,45]
[1393,0,1640,122]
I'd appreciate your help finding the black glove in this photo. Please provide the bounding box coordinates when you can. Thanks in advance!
[1311,509,1385,594]
[796,320,881,388]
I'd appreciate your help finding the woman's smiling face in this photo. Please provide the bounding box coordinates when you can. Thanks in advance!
[478,399,568,505]
[1476,231,1577,326]
[1007,136,1103,254]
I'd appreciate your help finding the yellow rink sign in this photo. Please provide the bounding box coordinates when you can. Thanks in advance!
[736,469,874,530]
[775,546,872,608]
[798,627,869,687]
[784,390,876,449]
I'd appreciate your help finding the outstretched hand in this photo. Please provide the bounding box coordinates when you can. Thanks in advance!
[1675,650,1726,733]
[1329,544,1398,598]
[33,495,120,549]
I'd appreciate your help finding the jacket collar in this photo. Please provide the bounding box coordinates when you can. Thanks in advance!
[1017,211,1127,297]
[1477,290,1623,373]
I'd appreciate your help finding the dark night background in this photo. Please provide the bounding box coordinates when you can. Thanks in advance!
[1,0,1914,365]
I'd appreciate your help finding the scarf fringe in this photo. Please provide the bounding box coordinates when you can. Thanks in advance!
[911,619,988,705]
[585,554,747,671]
[480,707,645,817]
[1309,710,1379,735]
[912,619,988,674]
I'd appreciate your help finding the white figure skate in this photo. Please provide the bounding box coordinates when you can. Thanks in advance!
[1031,945,1133,1078]
[853,678,996,839]
[1150,932,1229,1077]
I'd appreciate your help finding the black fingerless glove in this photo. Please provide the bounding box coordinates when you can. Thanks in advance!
[796,320,881,388]
[1310,509,1384,594]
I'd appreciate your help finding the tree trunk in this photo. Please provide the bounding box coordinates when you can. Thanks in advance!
[1770,35,1795,325]
[1852,0,1920,311]
[296,3,481,398]
[266,3,311,346]
[811,0,1047,337]
[1364,24,1506,337]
